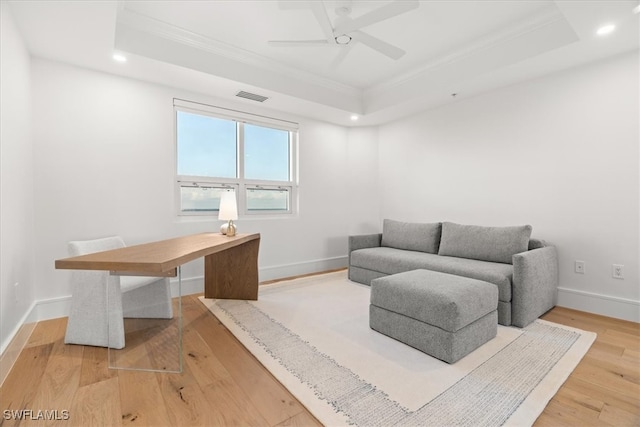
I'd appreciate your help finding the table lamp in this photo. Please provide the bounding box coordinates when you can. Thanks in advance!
[219,191,238,236]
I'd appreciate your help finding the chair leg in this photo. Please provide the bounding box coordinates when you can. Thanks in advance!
[123,278,173,319]
[65,272,125,349]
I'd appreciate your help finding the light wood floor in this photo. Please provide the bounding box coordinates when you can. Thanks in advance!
[536,307,639,426]
[1,286,638,426]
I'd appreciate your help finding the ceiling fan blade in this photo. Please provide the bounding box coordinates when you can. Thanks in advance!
[268,40,330,47]
[334,0,419,34]
[350,30,405,60]
[309,1,336,43]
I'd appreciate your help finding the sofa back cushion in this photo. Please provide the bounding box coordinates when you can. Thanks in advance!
[381,219,442,254]
[438,222,532,264]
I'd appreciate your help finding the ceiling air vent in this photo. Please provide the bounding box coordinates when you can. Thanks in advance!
[236,91,269,103]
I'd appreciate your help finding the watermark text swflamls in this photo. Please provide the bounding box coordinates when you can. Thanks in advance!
[3,409,70,421]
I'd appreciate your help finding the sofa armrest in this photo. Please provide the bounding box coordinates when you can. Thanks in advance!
[349,233,382,254]
[348,234,382,284]
[511,246,558,327]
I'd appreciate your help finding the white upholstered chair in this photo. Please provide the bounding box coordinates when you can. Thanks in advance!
[64,236,173,349]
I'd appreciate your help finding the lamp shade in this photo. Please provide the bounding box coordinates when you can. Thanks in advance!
[218,191,238,221]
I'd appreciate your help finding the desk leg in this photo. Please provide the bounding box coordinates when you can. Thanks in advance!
[107,268,183,373]
[204,238,260,300]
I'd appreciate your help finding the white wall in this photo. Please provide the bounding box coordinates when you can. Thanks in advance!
[30,58,380,310]
[0,3,36,353]
[347,126,381,235]
[378,51,640,322]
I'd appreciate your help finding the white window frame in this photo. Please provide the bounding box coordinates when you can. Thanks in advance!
[174,99,298,217]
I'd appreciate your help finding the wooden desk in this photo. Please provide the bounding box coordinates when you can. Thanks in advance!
[55,232,260,373]
[55,232,261,300]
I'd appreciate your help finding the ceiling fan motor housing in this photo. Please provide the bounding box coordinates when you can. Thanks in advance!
[335,34,352,45]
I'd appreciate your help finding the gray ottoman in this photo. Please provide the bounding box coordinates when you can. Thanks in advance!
[370,269,498,364]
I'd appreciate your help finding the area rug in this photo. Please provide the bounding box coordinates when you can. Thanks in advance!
[199,271,595,427]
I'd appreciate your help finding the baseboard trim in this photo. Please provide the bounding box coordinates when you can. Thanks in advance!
[0,301,36,356]
[557,287,640,323]
[0,302,37,387]
[170,276,204,298]
[259,256,348,282]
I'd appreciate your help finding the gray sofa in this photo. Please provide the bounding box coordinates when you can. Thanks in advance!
[349,220,559,327]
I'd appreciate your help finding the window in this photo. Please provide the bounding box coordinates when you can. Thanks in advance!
[175,99,298,216]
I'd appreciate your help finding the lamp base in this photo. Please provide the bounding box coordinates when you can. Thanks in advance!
[226,220,236,237]
[220,223,229,235]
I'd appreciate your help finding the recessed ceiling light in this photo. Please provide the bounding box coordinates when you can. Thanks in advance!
[634,4,640,14]
[350,114,359,121]
[596,24,616,36]
[113,54,127,63]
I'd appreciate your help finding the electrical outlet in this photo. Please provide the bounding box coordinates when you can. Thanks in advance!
[613,264,624,279]
[14,282,19,302]
[575,260,585,274]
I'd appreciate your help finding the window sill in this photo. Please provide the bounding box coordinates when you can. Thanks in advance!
[174,213,299,224]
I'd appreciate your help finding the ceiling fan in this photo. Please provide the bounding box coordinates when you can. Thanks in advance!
[268,0,419,63]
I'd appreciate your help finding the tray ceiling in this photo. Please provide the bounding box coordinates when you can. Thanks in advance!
[9,1,640,126]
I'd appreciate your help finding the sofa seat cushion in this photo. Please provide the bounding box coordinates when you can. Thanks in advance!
[351,247,513,302]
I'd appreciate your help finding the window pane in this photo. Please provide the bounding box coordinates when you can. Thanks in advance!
[247,187,289,212]
[244,124,289,181]
[177,111,237,178]
[180,185,228,212]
